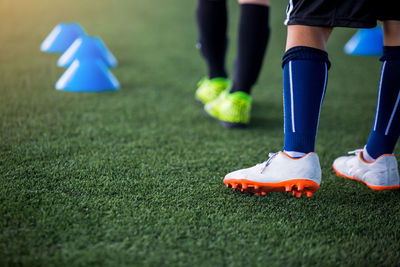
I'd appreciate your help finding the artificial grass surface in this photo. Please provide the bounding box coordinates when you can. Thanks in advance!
[1,0,399,265]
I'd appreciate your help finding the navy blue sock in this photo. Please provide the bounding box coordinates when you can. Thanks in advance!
[196,0,228,79]
[366,46,400,158]
[282,46,331,153]
[230,4,270,94]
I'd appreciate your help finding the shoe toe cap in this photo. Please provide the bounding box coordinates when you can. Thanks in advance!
[204,101,216,114]
[333,156,349,173]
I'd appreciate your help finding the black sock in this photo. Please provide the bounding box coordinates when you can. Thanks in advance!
[230,4,270,94]
[196,0,228,79]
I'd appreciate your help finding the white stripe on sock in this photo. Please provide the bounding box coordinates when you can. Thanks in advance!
[284,0,294,25]
[289,61,295,132]
[373,61,386,131]
[385,90,400,135]
[315,63,328,137]
[283,85,286,134]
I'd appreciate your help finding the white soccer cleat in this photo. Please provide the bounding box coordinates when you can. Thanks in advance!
[333,149,400,190]
[223,152,321,198]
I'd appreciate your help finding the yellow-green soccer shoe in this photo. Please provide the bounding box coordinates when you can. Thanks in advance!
[195,77,231,105]
[204,91,251,128]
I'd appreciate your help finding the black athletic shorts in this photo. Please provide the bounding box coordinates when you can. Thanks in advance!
[284,0,400,28]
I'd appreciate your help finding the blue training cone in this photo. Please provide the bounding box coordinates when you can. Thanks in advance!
[55,59,120,92]
[344,26,383,56]
[41,22,85,53]
[57,35,118,68]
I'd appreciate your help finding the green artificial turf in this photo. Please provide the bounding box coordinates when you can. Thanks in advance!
[1,0,399,266]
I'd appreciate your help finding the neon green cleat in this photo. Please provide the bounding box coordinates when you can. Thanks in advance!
[195,77,231,105]
[204,90,252,128]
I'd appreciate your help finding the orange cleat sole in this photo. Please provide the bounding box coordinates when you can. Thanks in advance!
[223,178,319,198]
[332,165,400,191]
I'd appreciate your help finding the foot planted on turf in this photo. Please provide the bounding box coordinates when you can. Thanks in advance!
[333,149,400,190]
[223,152,321,198]
[195,77,231,105]
[204,90,251,128]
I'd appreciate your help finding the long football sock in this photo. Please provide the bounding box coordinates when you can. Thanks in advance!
[282,46,331,153]
[230,4,270,94]
[196,0,228,79]
[365,46,400,159]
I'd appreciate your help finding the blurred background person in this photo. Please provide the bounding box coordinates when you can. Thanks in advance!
[195,0,270,128]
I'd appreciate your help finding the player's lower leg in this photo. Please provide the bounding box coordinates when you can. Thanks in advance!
[223,29,331,196]
[333,32,400,190]
[365,46,400,160]
[196,0,228,80]
[282,46,330,157]
[230,2,270,95]
[204,1,270,126]
[195,0,230,105]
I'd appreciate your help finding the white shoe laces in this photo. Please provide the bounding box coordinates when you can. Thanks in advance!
[346,149,363,176]
[348,148,363,155]
[258,152,279,173]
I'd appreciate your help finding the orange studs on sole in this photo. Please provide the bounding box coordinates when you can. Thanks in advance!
[297,184,304,191]
[223,179,319,198]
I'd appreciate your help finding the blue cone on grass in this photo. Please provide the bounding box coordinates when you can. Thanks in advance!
[41,22,86,53]
[57,35,118,68]
[344,26,383,56]
[55,59,120,92]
